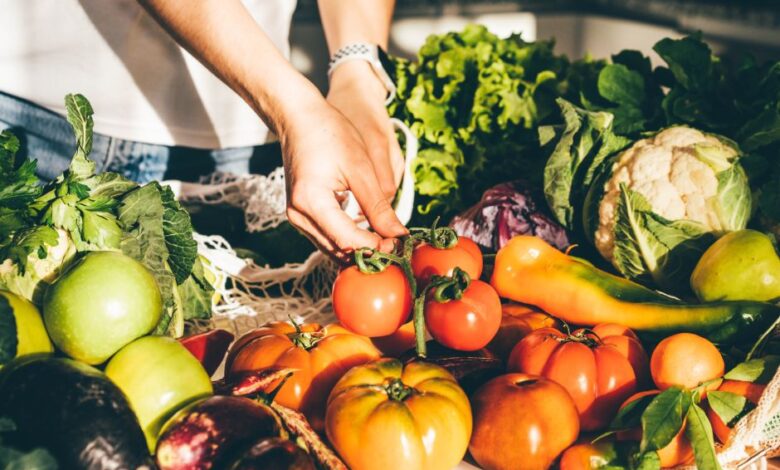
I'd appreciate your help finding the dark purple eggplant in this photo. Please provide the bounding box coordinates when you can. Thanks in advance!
[400,342,503,395]
[229,437,315,470]
[0,355,154,470]
[156,395,283,470]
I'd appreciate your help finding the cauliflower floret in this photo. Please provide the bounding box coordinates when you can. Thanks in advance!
[594,126,745,262]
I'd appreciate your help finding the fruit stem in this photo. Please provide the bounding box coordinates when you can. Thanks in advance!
[408,217,458,249]
[385,378,414,402]
[288,316,324,350]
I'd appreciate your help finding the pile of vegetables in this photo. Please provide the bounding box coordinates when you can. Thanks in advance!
[396,28,780,295]
[0,94,213,337]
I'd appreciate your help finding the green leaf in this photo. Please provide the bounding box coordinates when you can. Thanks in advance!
[118,184,177,335]
[0,295,18,365]
[80,209,122,249]
[598,64,645,107]
[83,172,138,199]
[612,185,714,293]
[608,391,656,431]
[685,403,722,470]
[707,390,750,427]
[640,387,689,453]
[632,451,661,470]
[64,93,96,180]
[412,148,462,197]
[160,185,197,285]
[653,36,715,92]
[0,226,59,275]
[724,356,780,384]
[2,447,58,470]
[714,164,751,232]
[543,98,624,229]
[176,258,213,321]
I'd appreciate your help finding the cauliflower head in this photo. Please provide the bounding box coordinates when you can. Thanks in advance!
[589,126,751,291]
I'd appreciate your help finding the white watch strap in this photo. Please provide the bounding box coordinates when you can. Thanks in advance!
[327,42,396,106]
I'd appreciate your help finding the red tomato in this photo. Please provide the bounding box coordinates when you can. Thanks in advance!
[332,265,413,337]
[411,237,482,285]
[425,280,501,351]
[507,325,647,430]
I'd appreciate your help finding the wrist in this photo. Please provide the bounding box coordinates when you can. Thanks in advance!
[328,60,388,103]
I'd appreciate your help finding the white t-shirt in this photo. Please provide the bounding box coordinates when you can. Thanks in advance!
[0,0,297,149]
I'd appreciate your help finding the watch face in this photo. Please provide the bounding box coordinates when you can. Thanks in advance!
[377,46,396,83]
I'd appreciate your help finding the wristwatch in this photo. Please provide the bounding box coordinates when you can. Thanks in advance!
[327,43,397,105]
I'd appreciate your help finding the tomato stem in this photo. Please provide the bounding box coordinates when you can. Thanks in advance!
[385,378,414,402]
[413,295,427,358]
[408,217,459,249]
[288,315,325,350]
[428,267,471,303]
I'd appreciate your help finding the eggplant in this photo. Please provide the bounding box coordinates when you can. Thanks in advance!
[0,355,154,469]
[401,342,503,395]
[156,396,283,470]
[229,437,315,470]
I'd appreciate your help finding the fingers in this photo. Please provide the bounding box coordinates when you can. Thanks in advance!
[347,161,408,240]
[363,130,398,201]
[288,185,385,254]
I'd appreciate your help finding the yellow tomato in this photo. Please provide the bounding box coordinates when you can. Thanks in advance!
[325,358,472,470]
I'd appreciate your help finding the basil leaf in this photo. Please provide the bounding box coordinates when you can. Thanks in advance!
[685,403,722,470]
[0,296,18,365]
[640,387,688,453]
[724,356,780,384]
[707,390,750,427]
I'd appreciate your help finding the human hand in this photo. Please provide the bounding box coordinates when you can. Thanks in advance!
[326,61,405,202]
[280,96,407,259]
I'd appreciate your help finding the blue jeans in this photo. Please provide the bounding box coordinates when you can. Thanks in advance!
[0,91,255,183]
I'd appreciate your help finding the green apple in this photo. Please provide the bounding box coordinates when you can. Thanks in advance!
[691,229,780,302]
[43,251,162,364]
[0,290,53,364]
[105,335,213,451]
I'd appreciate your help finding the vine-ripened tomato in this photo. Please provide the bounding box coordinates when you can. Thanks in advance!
[326,358,472,470]
[411,236,482,285]
[226,322,380,430]
[332,264,413,337]
[507,324,648,430]
[425,280,501,351]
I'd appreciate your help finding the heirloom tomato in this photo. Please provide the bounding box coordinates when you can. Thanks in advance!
[332,264,412,337]
[325,358,471,470]
[411,236,482,285]
[469,373,579,470]
[507,324,648,430]
[227,321,380,429]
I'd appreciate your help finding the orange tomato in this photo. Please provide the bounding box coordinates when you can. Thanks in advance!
[559,441,616,470]
[227,322,380,429]
[617,390,694,468]
[650,333,724,392]
[332,264,413,337]
[469,373,579,470]
[486,304,559,360]
[411,236,482,286]
[706,380,766,444]
[507,325,646,430]
[326,358,471,470]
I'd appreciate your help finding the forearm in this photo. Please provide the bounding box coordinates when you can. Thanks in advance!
[318,0,395,52]
[138,0,321,135]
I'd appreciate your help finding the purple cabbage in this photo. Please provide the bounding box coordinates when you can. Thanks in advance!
[450,181,570,252]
